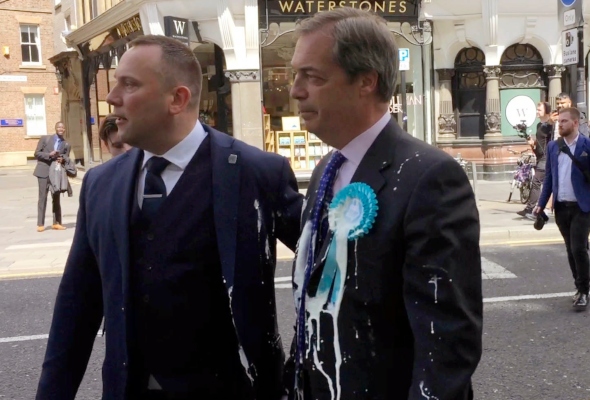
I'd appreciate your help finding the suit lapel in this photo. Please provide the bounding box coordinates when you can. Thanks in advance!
[111,148,143,299]
[309,119,397,277]
[209,128,240,291]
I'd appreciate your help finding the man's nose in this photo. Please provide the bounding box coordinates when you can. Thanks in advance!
[106,88,118,106]
[290,80,306,100]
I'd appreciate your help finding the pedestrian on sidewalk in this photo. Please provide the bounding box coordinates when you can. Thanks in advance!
[285,8,482,400]
[550,93,588,139]
[518,101,552,219]
[98,114,132,156]
[36,35,303,400]
[33,121,71,232]
[535,107,590,310]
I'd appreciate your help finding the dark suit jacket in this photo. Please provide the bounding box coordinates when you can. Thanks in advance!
[286,118,483,400]
[36,126,303,400]
[538,132,590,212]
[33,134,71,178]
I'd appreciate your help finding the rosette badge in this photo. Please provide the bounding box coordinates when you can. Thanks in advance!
[328,182,378,240]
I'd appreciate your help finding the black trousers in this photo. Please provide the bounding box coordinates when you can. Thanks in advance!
[37,177,61,226]
[554,201,590,294]
[526,168,545,211]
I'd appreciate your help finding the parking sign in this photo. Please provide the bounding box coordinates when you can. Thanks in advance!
[399,48,410,71]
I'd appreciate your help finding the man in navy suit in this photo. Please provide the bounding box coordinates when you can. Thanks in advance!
[535,107,590,310]
[36,35,302,399]
[284,8,482,400]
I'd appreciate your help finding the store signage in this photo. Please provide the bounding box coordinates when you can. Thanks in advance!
[0,75,27,82]
[164,16,190,46]
[505,95,537,128]
[399,48,410,71]
[0,119,23,127]
[562,28,579,65]
[262,0,418,22]
[115,15,142,38]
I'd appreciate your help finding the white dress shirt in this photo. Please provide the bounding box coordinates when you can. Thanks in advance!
[557,132,579,202]
[137,121,207,208]
[332,112,391,195]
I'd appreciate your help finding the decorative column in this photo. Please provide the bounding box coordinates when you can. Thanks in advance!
[544,65,566,110]
[483,66,502,138]
[225,70,264,149]
[436,69,456,139]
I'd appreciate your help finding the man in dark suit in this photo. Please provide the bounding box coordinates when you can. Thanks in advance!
[284,8,482,400]
[36,35,302,400]
[33,121,71,232]
[535,107,590,310]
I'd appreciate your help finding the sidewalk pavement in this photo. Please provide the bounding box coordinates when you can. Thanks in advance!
[0,163,563,278]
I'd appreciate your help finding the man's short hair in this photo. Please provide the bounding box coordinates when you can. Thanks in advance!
[128,35,202,109]
[556,92,571,101]
[294,7,398,103]
[559,107,580,121]
[98,114,118,145]
[538,101,551,115]
[55,121,64,128]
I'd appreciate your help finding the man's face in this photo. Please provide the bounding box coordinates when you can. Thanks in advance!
[290,29,363,146]
[536,104,546,118]
[556,97,572,110]
[107,131,132,157]
[106,45,172,150]
[558,111,579,137]
[55,123,65,136]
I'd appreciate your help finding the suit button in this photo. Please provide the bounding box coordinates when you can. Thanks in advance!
[147,266,152,271]
[143,295,149,303]
[146,233,154,241]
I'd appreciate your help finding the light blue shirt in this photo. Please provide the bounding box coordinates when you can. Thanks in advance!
[557,133,579,202]
[53,136,63,151]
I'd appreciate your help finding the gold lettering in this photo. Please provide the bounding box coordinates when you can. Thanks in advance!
[349,1,358,8]
[295,1,305,12]
[339,1,347,7]
[400,0,406,12]
[317,0,325,11]
[389,0,397,13]
[359,0,371,10]
[306,0,313,12]
[279,0,294,12]
[329,1,336,9]
[374,1,385,12]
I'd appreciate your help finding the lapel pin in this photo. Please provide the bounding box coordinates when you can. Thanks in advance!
[228,154,238,164]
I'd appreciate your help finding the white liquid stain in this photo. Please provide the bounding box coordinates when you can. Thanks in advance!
[431,321,434,334]
[428,275,442,304]
[419,381,440,399]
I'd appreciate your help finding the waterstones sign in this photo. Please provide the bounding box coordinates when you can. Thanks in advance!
[261,0,418,22]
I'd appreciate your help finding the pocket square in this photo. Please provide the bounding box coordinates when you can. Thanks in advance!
[582,151,589,157]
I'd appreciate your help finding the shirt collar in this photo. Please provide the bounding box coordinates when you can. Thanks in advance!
[564,133,580,147]
[142,121,207,171]
[339,112,390,166]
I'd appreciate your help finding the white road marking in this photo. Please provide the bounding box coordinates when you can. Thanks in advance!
[0,334,48,343]
[274,276,291,282]
[5,240,73,250]
[484,292,572,303]
[481,257,517,279]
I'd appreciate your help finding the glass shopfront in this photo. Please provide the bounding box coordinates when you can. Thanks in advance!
[259,0,432,171]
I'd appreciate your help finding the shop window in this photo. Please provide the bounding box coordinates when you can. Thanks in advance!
[453,47,486,139]
[20,25,41,65]
[24,95,47,136]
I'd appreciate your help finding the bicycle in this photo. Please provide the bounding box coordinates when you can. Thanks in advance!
[506,148,536,204]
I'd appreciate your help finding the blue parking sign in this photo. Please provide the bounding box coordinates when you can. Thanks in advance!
[399,48,410,71]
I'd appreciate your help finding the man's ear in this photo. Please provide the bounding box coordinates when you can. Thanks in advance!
[169,86,192,115]
[358,70,379,98]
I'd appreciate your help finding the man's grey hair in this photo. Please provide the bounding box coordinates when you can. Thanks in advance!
[295,7,398,103]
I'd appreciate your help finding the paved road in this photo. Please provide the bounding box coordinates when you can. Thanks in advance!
[1,244,590,399]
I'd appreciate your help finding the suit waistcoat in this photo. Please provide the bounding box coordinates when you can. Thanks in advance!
[127,137,248,395]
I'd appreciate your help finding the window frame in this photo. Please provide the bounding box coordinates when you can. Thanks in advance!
[24,94,47,136]
[20,24,42,66]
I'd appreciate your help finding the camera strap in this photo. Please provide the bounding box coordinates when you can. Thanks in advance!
[557,137,590,183]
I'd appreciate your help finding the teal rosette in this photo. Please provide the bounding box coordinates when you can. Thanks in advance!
[328,182,378,240]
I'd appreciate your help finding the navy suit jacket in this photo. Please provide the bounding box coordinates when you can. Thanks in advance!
[538,133,590,212]
[36,126,303,400]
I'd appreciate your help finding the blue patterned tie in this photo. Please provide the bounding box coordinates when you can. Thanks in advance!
[296,151,346,368]
[142,156,170,220]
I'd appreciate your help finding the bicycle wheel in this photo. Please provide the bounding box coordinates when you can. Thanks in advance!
[520,181,531,204]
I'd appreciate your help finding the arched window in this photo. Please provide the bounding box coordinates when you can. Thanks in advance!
[453,47,486,139]
[500,44,544,88]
